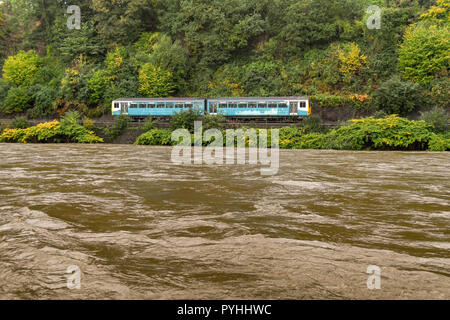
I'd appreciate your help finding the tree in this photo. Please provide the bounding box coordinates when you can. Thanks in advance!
[398,22,450,85]
[372,77,426,116]
[3,87,32,113]
[138,63,176,97]
[2,50,42,87]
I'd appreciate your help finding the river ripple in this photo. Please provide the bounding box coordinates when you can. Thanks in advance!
[0,144,448,299]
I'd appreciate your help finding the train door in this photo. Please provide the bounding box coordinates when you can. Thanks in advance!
[289,102,298,115]
[120,102,129,115]
[209,102,218,115]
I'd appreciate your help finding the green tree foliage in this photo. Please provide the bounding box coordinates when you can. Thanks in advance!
[372,77,426,116]
[159,0,267,65]
[87,69,110,105]
[420,106,450,133]
[3,86,31,113]
[398,22,450,85]
[170,109,203,133]
[0,0,447,122]
[28,84,57,118]
[139,63,176,97]
[2,50,42,87]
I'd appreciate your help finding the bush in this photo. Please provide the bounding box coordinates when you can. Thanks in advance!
[0,79,10,110]
[428,134,450,152]
[372,77,426,116]
[104,115,130,140]
[12,116,29,129]
[82,116,95,130]
[0,118,103,144]
[420,106,449,133]
[143,117,157,131]
[2,50,42,88]
[301,115,324,133]
[280,116,447,151]
[28,85,57,118]
[202,114,226,131]
[3,87,32,113]
[398,22,450,85]
[170,109,203,133]
[135,129,173,146]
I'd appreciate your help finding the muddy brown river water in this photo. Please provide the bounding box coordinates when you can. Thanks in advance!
[0,144,448,299]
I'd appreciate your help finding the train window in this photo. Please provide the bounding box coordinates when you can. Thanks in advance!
[114,103,119,109]
[248,102,257,108]
[268,102,277,108]
[157,103,165,108]
[138,103,146,108]
[219,103,227,109]
[166,102,174,108]
[239,102,247,108]
[300,101,307,108]
[148,103,155,108]
[194,102,203,108]
[258,102,267,108]
[130,103,138,108]
[175,103,184,108]
[229,102,237,108]
[185,103,193,109]
[279,102,288,108]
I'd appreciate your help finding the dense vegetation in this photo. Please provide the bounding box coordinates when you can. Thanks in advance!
[0,0,448,120]
[0,111,103,143]
[135,113,450,151]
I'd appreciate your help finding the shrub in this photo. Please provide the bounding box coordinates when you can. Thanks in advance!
[135,129,173,146]
[28,85,57,118]
[372,77,426,116]
[0,78,10,110]
[202,114,226,131]
[301,115,324,133]
[0,119,102,144]
[12,116,29,129]
[420,106,449,133]
[428,134,450,152]
[2,50,42,88]
[104,115,130,140]
[398,22,450,85]
[279,116,446,151]
[82,116,95,130]
[170,109,203,133]
[143,117,157,131]
[3,87,32,113]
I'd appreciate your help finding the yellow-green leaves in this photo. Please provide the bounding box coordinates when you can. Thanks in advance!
[2,50,42,88]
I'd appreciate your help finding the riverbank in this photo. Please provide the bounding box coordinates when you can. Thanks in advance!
[1,114,449,151]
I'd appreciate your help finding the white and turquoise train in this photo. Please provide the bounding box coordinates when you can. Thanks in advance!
[112,97,311,118]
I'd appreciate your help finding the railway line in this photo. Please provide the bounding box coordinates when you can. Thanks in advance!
[0,117,338,129]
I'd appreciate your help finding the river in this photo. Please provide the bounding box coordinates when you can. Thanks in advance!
[0,144,448,299]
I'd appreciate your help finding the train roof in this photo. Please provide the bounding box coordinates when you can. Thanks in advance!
[207,96,308,101]
[113,97,205,102]
[113,96,309,102]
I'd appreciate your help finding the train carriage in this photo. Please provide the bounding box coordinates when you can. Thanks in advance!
[206,97,310,117]
[112,96,310,118]
[112,98,206,117]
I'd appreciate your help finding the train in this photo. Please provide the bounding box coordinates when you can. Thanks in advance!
[112,97,311,118]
